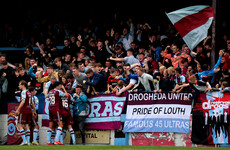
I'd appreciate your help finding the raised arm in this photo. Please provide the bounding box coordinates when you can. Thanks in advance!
[163,46,172,60]
[61,85,69,97]
[211,50,224,72]
[36,42,45,56]
[109,57,125,62]
[116,82,134,96]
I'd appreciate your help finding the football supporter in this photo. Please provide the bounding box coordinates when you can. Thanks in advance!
[73,85,87,145]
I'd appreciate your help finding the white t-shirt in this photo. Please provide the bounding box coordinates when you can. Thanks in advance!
[124,56,139,65]
[129,79,137,85]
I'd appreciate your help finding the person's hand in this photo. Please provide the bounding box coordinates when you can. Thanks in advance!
[73,93,78,98]
[165,59,169,63]
[184,97,189,101]
[105,40,109,46]
[72,57,76,63]
[35,42,40,47]
[33,63,37,68]
[115,76,120,80]
[191,51,197,56]
[2,72,6,77]
[83,80,86,84]
[105,90,110,94]
[116,92,121,96]
[174,55,178,60]
[166,45,171,50]
[112,87,117,92]
[172,89,176,93]
[109,56,113,60]
[219,50,224,57]
[214,67,220,73]
[105,67,109,72]
[15,91,20,94]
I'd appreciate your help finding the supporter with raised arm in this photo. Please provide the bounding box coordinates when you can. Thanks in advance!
[109,49,139,66]
[37,64,58,83]
[129,67,156,92]
[83,69,107,94]
[195,50,224,83]
[116,18,134,51]
[163,44,192,69]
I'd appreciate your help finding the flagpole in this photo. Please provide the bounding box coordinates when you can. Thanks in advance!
[211,0,216,68]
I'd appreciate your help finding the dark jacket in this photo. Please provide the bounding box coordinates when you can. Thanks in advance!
[85,72,106,92]
[94,48,109,66]
[0,66,16,94]
[160,77,173,91]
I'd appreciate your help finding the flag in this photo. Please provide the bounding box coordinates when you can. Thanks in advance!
[166,5,214,50]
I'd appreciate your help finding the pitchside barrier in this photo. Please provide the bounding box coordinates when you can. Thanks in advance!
[3,91,230,147]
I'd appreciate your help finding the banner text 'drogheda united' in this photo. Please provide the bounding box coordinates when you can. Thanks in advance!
[128,93,193,101]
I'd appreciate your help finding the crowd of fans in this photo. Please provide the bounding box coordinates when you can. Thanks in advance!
[1,16,230,112]
[1,13,230,145]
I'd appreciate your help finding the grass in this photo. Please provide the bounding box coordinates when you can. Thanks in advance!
[0,145,229,150]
